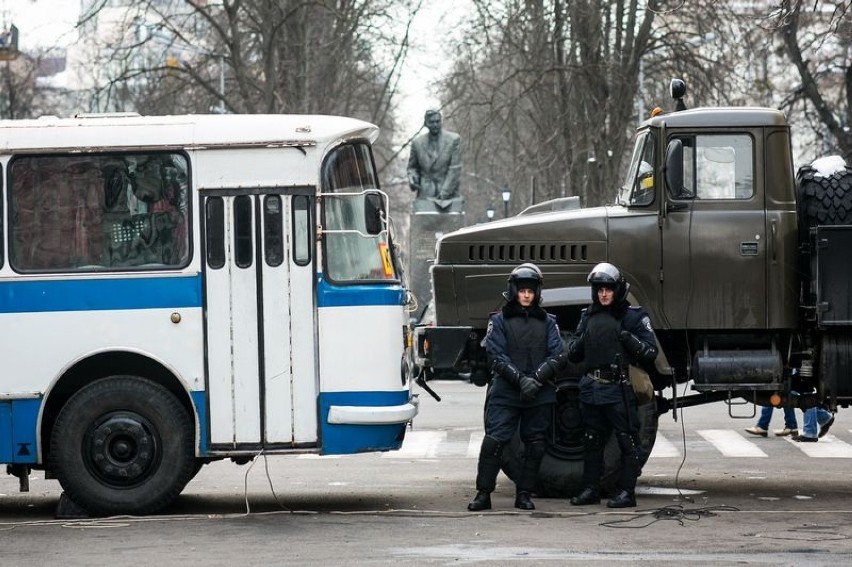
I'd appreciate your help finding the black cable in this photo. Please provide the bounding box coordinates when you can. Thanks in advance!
[600,504,739,528]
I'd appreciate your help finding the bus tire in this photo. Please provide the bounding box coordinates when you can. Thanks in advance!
[502,396,659,498]
[49,376,195,516]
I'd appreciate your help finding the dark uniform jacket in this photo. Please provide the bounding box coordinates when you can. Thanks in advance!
[572,301,655,405]
[485,302,563,407]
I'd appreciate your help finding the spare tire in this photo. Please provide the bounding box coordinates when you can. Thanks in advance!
[795,161,852,304]
[796,162,852,229]
[501,378,659,498]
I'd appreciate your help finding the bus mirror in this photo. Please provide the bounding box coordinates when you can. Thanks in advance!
[364,191,384,235]
[665,139,685,199]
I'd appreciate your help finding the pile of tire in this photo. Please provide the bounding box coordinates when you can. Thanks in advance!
[796,157,852,228]
[795,157,852,305]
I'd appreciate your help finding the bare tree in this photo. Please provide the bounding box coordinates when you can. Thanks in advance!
[0,48,72,119]
[439,0,658,213]
[769,0,852,161]
[75,0,418,165]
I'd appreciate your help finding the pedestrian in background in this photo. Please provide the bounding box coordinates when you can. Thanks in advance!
[745,405,798,437]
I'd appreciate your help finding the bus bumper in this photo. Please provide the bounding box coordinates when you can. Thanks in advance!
[327,401,418,425]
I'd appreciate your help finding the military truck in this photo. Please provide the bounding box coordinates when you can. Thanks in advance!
[414,81,852,496]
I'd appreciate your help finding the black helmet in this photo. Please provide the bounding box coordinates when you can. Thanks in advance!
[504,262,544,304]
[587,262,629,303]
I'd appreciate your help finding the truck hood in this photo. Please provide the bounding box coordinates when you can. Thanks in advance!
[436,206,611,264]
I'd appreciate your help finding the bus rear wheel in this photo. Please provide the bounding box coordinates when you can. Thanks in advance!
[49,376,195,516]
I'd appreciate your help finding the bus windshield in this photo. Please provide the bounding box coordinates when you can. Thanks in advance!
[320,143,398,283]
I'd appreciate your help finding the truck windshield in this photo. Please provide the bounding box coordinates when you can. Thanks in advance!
[320,142,399,283]
[617,130,656,207]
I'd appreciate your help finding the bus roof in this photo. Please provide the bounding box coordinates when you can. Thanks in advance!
[0,114,379,154]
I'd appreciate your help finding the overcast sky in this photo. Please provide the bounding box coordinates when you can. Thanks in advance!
[3,0,470,136]
[2,0,80,50]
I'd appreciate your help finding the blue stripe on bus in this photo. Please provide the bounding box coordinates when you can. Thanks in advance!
[316,275,405,308]
[0,398,40,464]
[318,390,410,455]
[0,275,203,313]
[190,390,208,456]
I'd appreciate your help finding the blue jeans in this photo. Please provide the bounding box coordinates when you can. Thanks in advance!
[756,405,797,430]
[801,407,833,438]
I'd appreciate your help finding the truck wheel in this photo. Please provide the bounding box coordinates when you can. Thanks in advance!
[796,164,852,228]
[501,386,659,498]
[49,376,195,516]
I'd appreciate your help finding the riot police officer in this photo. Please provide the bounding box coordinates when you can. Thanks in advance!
[567,262,657,508]
[467,263,564,512]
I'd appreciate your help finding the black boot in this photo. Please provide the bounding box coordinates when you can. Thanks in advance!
[514,491,535,510]
[606,489,636,508]
[469,436,502,511]
[468,491,492,511]
[570,487,600,506]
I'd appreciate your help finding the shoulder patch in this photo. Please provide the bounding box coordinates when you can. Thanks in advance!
[641,315,653,332]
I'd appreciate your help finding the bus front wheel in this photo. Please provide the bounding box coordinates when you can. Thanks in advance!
[49,376,195,516]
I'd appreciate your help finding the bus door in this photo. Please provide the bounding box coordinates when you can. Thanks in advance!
[203,190,317,448]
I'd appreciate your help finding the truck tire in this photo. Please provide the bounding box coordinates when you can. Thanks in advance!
[49,376,195,516]
[795,163,852,304]
[501,384,659,498]
[796,163,852,229]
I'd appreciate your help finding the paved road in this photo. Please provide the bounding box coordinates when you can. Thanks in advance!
[1,380,851,566]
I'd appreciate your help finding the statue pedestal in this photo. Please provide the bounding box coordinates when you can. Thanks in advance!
[407,210,465,321]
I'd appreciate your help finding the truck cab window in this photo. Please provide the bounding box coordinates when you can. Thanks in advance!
[619,131,656,207]
[672,134,754,200]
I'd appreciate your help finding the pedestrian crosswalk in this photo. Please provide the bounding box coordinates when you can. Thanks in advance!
[296,428,852,461]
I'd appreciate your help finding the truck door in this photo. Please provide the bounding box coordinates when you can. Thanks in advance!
[661,133,767,329]
[203,190,317,448]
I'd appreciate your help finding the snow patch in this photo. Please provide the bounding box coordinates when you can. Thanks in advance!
[811,155,848,177]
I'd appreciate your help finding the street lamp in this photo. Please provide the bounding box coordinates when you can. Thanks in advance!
[501,186,512,218]
[486,206,495,221]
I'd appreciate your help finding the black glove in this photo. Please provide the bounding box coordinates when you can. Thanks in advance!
[567,334,585,363]
[619,330,657,363]
[534,352,568,384]
[519,375,542,402]
[492,359,522,386]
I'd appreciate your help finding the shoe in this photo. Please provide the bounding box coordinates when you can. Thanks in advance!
[791,434,818,443]
[570,487,600,506]
[606,489,637,508]
[467,491,492,511]
[744,426,768,437]
[774,428,798,437]
[819,416,835,438]
[514,491,535,511]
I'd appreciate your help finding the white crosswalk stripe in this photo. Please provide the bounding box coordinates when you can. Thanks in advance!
[467,432,484,458]
[298,428,852,460]
[784,434,852,457]
[697,430,768,457]
[648,433,681,459]
[382,430,447,458]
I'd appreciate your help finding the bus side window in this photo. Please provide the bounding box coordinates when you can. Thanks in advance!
[103,154,189,268]
[10,157,105,270]
[263,195,284,267]
[292,195,311,266]
[206,197,225,269]
[233,195,253,269]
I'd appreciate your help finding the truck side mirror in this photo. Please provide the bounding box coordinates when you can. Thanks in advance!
[364,191,385,235]
[665,139,685,199]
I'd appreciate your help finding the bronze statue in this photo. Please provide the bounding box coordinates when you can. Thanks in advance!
[407,109,463,213]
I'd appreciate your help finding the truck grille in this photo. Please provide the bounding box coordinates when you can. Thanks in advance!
[467,243,587,263]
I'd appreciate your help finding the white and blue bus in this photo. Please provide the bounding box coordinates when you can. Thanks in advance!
[0,113,417,516]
